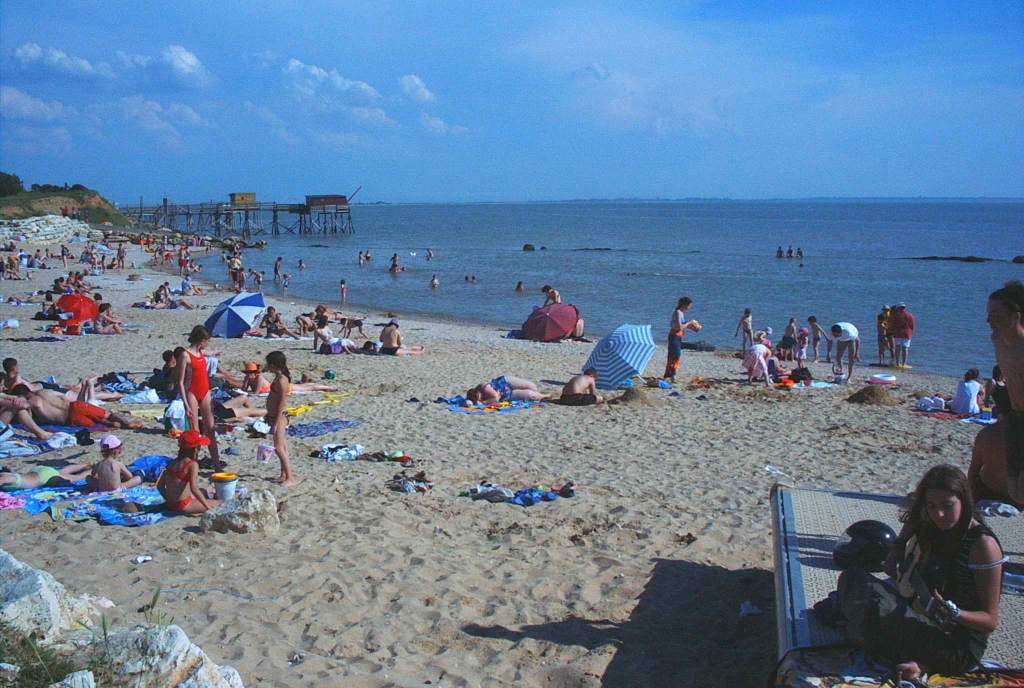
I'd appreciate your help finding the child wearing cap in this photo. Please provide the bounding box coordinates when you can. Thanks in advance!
[87,434,142,492]
[157,429,221,513]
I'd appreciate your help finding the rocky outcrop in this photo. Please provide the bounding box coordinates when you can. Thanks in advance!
[199,489,280,534]
[0,215,101,244]
[0,549,111,642]
[100,624,244,688]
[0,550,244,686]
[47,670,95,688]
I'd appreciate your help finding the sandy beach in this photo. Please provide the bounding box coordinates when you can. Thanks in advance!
[0,242,980,687]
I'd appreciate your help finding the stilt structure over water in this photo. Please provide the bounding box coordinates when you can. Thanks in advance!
[128,189,358,238]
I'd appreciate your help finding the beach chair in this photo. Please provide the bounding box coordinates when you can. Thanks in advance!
[770,485,1024,687]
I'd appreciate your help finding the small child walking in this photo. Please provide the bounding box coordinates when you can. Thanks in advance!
[264,351,294,486]
[794,328,809,370]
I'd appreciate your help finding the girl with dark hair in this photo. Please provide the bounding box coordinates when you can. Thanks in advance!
[950,368,983,416]
[664,297,697,382]
[265,351,293,486]
[176,325,222,470]
[838,465,1004,681]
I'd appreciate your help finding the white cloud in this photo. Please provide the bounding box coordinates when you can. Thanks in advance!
[319,130,364,150]
[420,112,467,134]
[400,74,436,103]
[0,87,74,121]
[119,96,204,146]
[349,106,396,126]
[242,101,298,144]
[284,58,380,101]
[12,42,110,78]
[166,102,205,126]
[3,124,72,156]
[245,50,278,68]
[160,45,210,87]
[115,50,152,69]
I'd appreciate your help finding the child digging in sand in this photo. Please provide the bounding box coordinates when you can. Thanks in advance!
[265,351,294,486]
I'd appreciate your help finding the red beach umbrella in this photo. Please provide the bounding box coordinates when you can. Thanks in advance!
[521,304,579,342]
[57,293,98,325]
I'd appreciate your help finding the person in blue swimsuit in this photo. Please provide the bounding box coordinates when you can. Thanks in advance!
[464,376,549,405]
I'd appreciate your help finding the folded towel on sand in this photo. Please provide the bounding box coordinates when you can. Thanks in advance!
[961,416,998,426]
[287,418,362,438]
[448,400,546,415]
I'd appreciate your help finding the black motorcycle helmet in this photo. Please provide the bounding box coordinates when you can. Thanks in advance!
[832,520,897,572]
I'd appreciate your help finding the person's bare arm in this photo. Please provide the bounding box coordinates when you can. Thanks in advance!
[188,463,213,510]
[119,464,134,483]
[943,535,1003,634]
[176,352,196,420]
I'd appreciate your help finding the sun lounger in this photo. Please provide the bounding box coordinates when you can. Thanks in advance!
[771,485,1023,685]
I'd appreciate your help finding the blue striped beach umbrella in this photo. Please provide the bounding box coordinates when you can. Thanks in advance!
[583,324,657,390]
[204,292,266,338]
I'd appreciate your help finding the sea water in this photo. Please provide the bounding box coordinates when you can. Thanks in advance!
[206,200,1023,377]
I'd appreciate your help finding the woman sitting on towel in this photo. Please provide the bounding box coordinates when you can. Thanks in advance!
[838,465,1004,680]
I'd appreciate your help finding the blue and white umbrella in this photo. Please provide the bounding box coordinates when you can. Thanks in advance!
[583,324,657,390]
[204,292,266,338]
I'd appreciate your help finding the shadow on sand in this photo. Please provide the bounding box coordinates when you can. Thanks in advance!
[463,557,776,687]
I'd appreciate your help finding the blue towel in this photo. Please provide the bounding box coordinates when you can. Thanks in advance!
[447,400,545,415]
[127,454,172,482]
[510,487,559,507]
[287,418,362,438]
[56,486,170,527]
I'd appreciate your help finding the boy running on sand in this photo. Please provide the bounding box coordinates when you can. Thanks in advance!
[264,352,294,486]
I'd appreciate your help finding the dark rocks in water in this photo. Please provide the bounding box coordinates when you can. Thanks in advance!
[909,255,991,263]
[1013,256,1024,264]
[522,244,535,251]
[572,247,613,251]
[680,340,715,352]
[540,246,547,250]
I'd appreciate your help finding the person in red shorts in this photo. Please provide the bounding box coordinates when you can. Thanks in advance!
[7,379,143,429]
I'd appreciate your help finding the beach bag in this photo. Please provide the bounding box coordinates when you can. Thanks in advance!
[162,399,190,432]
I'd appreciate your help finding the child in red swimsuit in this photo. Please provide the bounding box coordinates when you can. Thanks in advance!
[157,430,221,514]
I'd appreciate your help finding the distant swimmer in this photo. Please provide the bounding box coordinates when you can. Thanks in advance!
[282,273,290,288]
[339,278,347,305]
[364,250,373,261]
[430,274,439,289]
[796,247,804,259]
[298,259,306,270]
[776,246,784,258]
[273,256,282,280]
[426,248,434,261]
[515,281,525,293]
[787,245,794,258]
[357,251,364,266]
[389,253,400,273]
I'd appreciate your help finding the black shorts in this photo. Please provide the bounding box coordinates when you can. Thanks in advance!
[212,402,236,420]
[558,393,598,406]
[380,347,399,356]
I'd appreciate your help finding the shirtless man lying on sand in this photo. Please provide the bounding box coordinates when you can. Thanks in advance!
[1,358,123,401]
[969,280,1024,506]
[558,369,604,406]
[6,380,144,430]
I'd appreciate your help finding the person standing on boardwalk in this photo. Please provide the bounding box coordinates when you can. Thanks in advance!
[664,297,695,383]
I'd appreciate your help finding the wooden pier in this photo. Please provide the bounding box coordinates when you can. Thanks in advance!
[128,193,355,238]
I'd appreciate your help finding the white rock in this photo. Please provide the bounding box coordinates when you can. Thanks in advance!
[47,669,95,688]
[101,624,243,687]
[0,663,20,685]
[0,549,110,643]
[199,489,280,534]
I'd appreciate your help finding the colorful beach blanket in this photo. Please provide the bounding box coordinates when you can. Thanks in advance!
[287,418,362,438]
[774,646,1024,687]
[447,400,546,415]
[54,486,169,527]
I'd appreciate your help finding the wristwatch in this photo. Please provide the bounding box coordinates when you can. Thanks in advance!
[943,599,960,622]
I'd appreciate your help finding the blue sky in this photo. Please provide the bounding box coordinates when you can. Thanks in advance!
[1,1,1022,202]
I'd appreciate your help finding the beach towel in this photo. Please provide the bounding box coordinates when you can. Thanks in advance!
[118,388,161,404]
[287,418,362,438]
[912,409,964,421]
[0,493,26,510]
[127,454,172,482]
[55,486,169,527]
[447,400,546,415]
[961,416,998,426]
[5,335,69,342]
[793,381,834,390]
[0,439,43,458]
